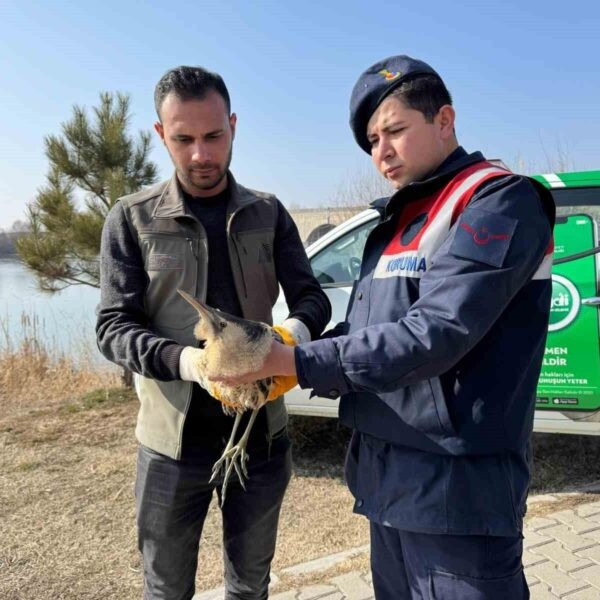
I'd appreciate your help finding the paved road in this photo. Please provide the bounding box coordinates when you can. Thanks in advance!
[195,497,600,599]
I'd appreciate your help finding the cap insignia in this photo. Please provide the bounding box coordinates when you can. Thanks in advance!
[379,69,402,81]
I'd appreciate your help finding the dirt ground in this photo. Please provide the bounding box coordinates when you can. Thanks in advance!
[0,388,365,599]
[1,386,599,599]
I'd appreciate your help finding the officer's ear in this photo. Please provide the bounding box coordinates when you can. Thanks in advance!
[154,121,166,144]
[436,105,455,141]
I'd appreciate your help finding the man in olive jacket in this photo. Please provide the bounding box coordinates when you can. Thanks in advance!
[96,66,330,600]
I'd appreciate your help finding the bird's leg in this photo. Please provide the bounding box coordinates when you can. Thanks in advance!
[218,409,260,505]
[229,409,259,480]
[210,411,243,484]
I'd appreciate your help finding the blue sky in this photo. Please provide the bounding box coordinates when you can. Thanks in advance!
[1,0,598,229]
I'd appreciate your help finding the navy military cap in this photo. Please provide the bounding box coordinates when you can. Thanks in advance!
[349,55,442,153]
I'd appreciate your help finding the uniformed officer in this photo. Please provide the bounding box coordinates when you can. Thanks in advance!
[217,55,555,599]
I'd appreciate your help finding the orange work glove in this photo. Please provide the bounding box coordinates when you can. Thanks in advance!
[266,325,299,401]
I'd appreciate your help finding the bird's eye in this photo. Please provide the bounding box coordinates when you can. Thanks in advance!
[220,321,227,328]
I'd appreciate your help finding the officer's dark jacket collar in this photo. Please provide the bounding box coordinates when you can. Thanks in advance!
[370,146,486,217]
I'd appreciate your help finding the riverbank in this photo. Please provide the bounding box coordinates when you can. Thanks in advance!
[0,257,102,367]
[0,230,24,256]
[0,319,119,417]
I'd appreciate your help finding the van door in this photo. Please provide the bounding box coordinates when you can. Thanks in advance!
[533,183,600,434]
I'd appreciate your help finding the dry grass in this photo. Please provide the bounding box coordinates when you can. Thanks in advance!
[531,433,600,494]
[526,493,600,521]
[0,331,367,599]
[1,332,599,598]
[0,391,367,599]
[0,314,120,415]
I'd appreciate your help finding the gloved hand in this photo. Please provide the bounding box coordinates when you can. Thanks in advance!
[279,317,311,344]
[180,347,241,408]
[266,319,310,401]
[178,346,212,391]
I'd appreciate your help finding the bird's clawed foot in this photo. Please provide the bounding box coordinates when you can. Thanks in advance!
[209,409,259,505]
[210,441,250,503]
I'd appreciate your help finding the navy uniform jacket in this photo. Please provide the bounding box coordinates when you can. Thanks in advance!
[295,148,555,536]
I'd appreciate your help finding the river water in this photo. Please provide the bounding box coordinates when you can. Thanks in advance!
[0,257,107,365]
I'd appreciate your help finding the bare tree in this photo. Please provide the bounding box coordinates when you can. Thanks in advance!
[508,139,577,175]
[291,162,394,245]
[10,220,30,233]
[330,162,394,214]
[0,220,31,257]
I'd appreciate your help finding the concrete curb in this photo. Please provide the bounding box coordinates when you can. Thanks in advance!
[192,546,369,600]
[278,544,370,577]
[193,489,600,599]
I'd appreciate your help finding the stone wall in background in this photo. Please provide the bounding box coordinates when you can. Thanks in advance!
[288,206,366,244]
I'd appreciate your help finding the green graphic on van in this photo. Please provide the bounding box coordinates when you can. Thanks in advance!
[536,214,600,411]
[549,274,580,331]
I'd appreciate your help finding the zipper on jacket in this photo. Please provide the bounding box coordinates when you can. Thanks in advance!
[186,236,198,291]
[199,238,208,302]
[187,237,205,304]
[232,234,248,298]
[227,208,250,300]
[187,237,197,259]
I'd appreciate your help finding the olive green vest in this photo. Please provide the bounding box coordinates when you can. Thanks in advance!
[121,172,287,459]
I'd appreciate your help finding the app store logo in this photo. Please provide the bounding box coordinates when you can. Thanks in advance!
[548,274,580,332]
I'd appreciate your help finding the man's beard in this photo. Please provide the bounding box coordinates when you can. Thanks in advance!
[177,147,233,195]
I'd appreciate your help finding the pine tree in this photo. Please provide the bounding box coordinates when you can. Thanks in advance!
[18,92,158,291]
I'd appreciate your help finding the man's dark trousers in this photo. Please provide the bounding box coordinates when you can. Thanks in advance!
[135,432,292,600]
[370,521,529,599]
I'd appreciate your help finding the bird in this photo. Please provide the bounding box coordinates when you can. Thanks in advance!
[177,289,292,503]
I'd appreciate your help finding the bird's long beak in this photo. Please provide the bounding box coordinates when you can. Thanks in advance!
[177,289,222,333]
